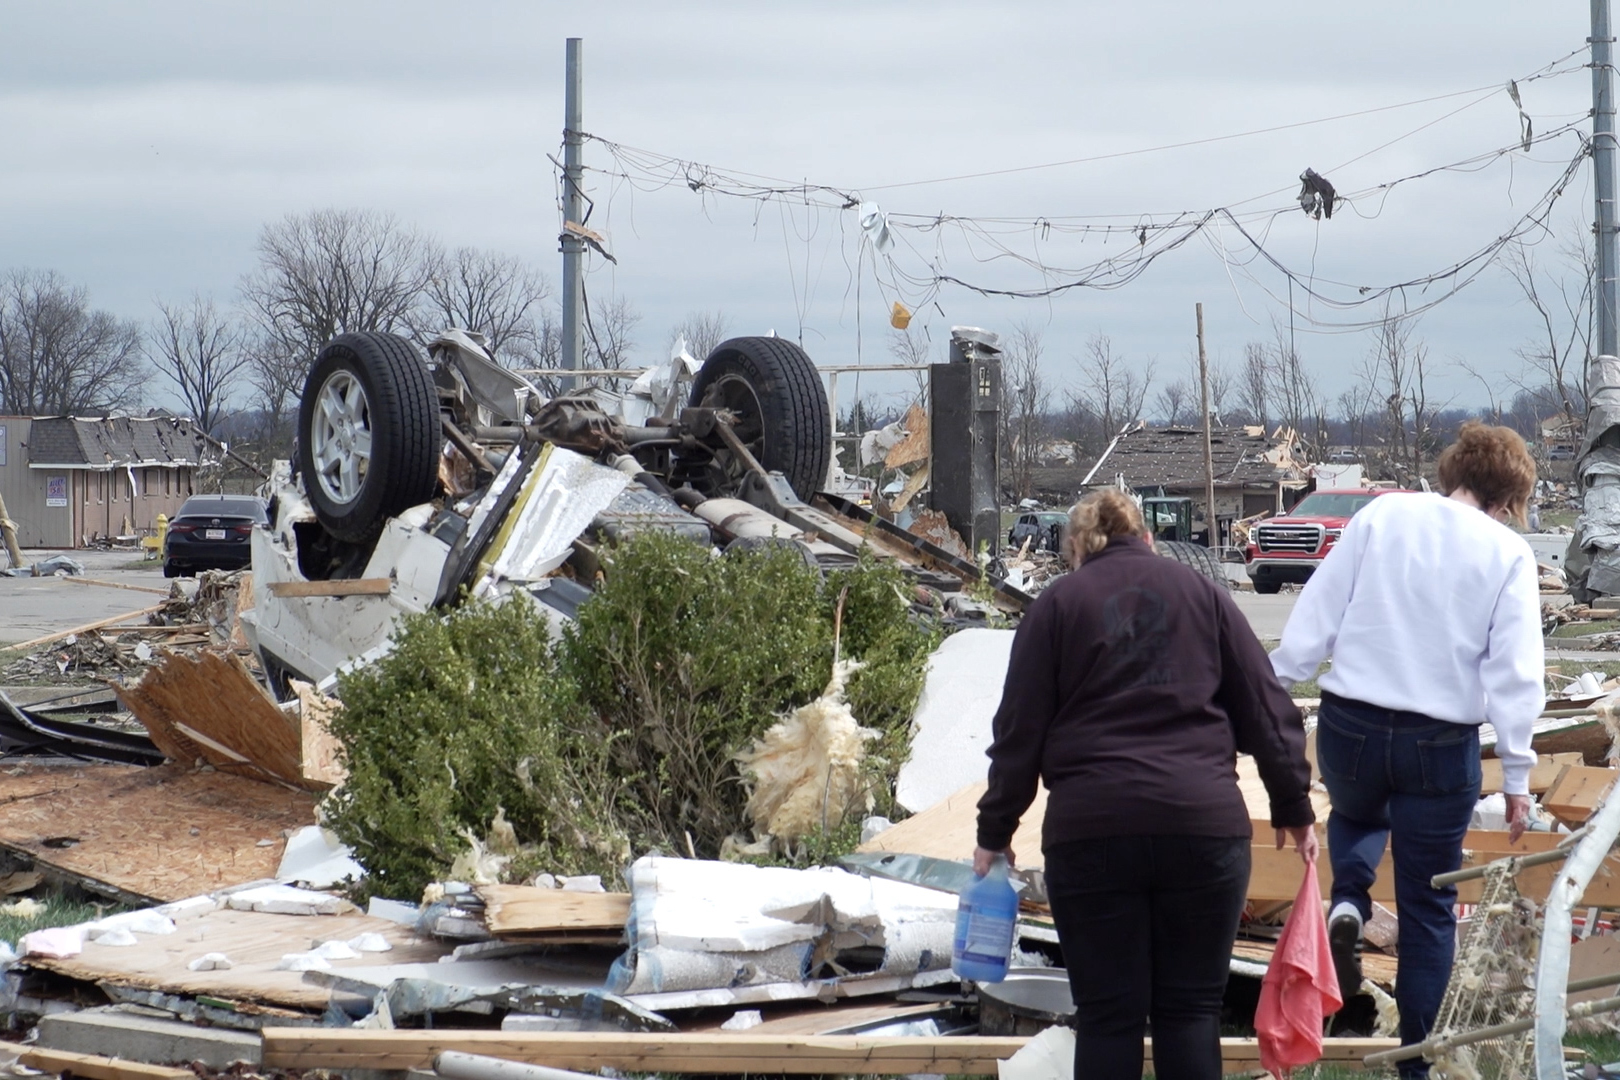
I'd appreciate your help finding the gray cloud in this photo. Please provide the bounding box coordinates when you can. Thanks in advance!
[0,0,1600,415]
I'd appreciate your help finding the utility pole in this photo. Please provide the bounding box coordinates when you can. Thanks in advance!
[1596,0,1618,359]
[560,37,584,392]
[1196,303,1217,547]
[1575,0,1620,611]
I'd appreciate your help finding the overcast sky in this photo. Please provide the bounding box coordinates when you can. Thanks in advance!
[0,2,1601,418]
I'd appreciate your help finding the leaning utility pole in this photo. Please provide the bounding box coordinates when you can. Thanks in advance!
[1196,303,1217,547]
[560,37,585,392]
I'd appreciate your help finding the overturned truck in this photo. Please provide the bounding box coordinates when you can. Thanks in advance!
[245,329,1031,690]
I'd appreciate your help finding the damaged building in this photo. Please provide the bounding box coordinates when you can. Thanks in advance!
[1076,423,1309,546]
[0,416,217,548]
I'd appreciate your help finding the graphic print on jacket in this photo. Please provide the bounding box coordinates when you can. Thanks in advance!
[1096,585,1176,689]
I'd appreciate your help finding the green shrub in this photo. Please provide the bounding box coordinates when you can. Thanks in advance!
[324,535,940,898]
[323,598,624,901]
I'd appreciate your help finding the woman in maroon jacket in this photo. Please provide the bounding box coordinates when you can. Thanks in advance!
[974,490,1316,1080]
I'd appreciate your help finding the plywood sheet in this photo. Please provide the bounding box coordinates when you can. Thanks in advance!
[856,781,1046,869]
[29,904,447,1011]
[117,650,322,790]
[0,763,316,902]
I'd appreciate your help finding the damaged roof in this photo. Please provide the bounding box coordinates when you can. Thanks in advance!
[1082,424,1307,490]
[26,416,215,469]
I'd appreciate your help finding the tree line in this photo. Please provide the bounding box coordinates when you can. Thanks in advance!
[0,208,731,462]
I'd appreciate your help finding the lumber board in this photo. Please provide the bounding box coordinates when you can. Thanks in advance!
[0,762,315,903]
[265,577,392,598]
[1542,765,1619,825]
[0,1039,193,1080]
[59,577,172,596]
[116,649,327,791]
[476,885,630,936]
[290,679,347,788]
[4,604,166,651]
[259,1030,1400,1073]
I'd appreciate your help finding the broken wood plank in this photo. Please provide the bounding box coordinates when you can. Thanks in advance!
[259,1030,1398,1074]
[476,885,630,937]
[3,604,166,652]
[59,577,171,596]
[290,679,346,788]
[265,577,392,598]
[117,650,327,791]
[1542,765,1620,825]
[0,1039,193,1080]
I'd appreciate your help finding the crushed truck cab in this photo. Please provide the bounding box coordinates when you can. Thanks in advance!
[1243,489,1404,594]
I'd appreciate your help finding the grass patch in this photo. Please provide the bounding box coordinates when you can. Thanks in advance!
[0,888,123,947]
[1552,620,1620,639]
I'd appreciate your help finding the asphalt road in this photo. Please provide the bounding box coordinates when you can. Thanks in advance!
[0,549,178,649]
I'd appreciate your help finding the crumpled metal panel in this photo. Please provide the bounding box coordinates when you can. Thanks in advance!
[483,447,631,587]
[1572,356,1620,598]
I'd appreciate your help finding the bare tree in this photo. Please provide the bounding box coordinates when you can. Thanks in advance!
[413,246,551,364]
[1000,322,1051,499]
[1075,333,1154,435]
[1503,232,1592,421]
[668,311,730,362]
[888,330,932,398]
[1267,327,1327,459]
[1237,342,1270,430]
[147,294,250,433]
[1206,358,1233,421]
[240,209,434,410]
[1360,312,1448,483]
[0,269,144,414]
[577,294,642,391]
[1154,379,1191,426]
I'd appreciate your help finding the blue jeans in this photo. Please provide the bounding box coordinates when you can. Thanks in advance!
[1316,693,1481,1075]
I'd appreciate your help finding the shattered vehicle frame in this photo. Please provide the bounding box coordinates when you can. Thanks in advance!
[244,329,1030,691]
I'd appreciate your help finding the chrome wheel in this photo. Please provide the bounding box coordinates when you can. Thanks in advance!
[310,369,373,506]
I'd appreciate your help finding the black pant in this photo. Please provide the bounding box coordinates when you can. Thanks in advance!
[1045,834,1251,1080]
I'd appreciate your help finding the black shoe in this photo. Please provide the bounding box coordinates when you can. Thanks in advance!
[1328,912,1363,1005]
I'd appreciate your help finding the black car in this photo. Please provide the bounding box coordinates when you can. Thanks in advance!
[1008,511,1068,553]
[163,495,269,577]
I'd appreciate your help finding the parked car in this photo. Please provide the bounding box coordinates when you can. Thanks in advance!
[163,494,270,577]
[1242,488,1406,593]
[1008,511,1068,553]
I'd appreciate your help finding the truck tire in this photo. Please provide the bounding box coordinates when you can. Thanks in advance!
[1157,540,1232,589]
[297,332,440,543]
[689,336,830,501]
[1253,580,1282,595]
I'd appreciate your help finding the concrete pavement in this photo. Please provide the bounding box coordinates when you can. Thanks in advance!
[0,549,178,649]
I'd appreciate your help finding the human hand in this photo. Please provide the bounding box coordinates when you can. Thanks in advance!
[1276,825,1319,864]
[973,846,1015,877]
[1505,794,1533,843]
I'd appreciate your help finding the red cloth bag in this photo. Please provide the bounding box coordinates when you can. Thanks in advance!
[1255,858,1344,1078]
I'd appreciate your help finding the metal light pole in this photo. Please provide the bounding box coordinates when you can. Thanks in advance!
[560,37,585,392]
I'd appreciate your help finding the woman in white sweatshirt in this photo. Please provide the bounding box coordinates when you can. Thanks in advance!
[1270,422,1541,1077]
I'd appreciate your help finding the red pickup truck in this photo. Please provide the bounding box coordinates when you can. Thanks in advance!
[1244,489,1406,594]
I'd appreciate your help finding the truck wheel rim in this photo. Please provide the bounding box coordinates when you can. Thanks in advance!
[711,374,766,482]
[311,370,372,506]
